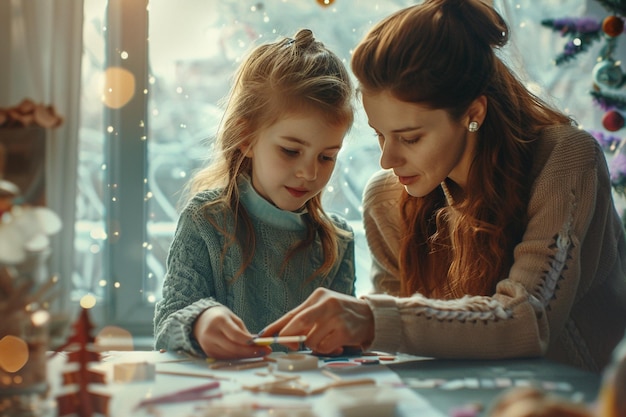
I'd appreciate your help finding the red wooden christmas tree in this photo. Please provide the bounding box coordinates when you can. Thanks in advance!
[55,307,110,417]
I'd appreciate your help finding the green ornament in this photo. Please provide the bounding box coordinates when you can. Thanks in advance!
[593,59,624,89]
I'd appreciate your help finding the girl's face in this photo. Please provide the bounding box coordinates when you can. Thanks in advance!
[244,110,348,212]
[362,90,477,197]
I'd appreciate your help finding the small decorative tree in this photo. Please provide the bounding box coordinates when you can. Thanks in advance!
[55,308,110,417]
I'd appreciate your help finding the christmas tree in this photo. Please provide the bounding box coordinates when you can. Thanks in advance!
[542,0,626,204]
[55,308,110,417]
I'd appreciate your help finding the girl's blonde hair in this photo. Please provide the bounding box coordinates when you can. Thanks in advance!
[351,0,572,298]
[185,29,354,282]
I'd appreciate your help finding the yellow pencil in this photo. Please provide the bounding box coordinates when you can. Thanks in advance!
[250,335,307,346]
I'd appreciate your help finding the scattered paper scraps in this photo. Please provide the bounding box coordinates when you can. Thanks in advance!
[276,353,319,372]
[113,361,156,383]
[325,385,401,417]
[402,377,574,392]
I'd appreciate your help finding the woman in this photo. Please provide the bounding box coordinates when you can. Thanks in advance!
[262,0,626,372]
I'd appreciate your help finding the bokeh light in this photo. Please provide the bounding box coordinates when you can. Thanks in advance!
[0,336,29,373]
[95,326,134,351]
[102,66,136,109]
[80,294,97,309]
[30,310,50,327]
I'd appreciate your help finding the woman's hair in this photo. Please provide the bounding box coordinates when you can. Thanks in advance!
[351,0,572,298]
[186,28,354,282]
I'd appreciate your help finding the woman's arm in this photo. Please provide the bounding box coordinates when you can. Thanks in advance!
[265,130,613,368]
[362,130,602,363]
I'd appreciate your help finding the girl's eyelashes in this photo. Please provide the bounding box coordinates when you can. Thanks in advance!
[281,147,300,157]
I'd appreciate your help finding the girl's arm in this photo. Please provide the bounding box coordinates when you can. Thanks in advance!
[153,203,221,356]
[326,214,357,297]
[154,198,268,359]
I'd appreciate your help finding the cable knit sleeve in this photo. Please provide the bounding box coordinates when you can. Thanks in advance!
[327,213,356,296]
[361,126,626,371]
[153,195,223,356]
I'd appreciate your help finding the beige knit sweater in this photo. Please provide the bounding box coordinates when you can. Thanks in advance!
[361,124,626,373]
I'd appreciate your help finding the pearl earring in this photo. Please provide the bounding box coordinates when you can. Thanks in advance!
[468,121,479,132]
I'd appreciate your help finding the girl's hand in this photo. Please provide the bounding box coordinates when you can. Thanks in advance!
[260,288,375,355]
[193,306,272,360]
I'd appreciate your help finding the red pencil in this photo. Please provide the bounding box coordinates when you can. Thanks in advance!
[135,381,220,408]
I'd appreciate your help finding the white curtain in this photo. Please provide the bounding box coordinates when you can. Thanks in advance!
[0,0,84,328]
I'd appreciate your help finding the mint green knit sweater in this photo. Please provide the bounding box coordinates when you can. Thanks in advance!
[153,178,355,356]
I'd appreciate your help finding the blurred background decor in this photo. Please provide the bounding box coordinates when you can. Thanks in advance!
[0,178,61,417]
[0,99,63,207]
[542,0,626,218]
[0,98,64,415]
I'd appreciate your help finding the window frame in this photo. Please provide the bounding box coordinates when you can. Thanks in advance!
[100,0,153,336]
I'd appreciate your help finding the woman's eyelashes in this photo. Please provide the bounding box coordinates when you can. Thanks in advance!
[373,131,420,145]
[400,135,420,144]
[374,132,385,148]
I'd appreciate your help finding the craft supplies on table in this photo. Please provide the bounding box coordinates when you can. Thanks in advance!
[45,350,445,417]
[42,350,602,417]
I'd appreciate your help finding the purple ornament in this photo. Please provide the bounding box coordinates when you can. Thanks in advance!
[590,130,622,152]
[575,17,602,33]
[551,17,601,35]
[563,40,578,55]
[610,152,626,186]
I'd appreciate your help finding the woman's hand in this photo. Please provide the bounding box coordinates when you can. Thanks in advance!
[193,306,272,360]
[261,288,375,355]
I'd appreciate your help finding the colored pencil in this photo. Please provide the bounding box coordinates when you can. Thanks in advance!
[250,335,307,346]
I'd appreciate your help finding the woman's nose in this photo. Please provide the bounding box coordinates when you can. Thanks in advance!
[379,140,401,169]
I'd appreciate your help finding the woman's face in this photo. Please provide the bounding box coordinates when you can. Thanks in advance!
[362,90,477,197]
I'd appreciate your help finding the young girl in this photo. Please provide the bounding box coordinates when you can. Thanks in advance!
[153,29,356,360]
[263,0,626,372]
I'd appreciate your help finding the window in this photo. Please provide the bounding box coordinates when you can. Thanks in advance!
[76,0,615,339]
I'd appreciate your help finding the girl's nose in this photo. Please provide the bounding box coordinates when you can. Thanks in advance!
[297,159,318,181]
